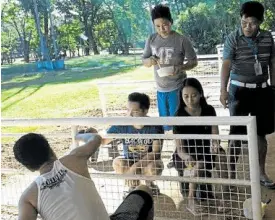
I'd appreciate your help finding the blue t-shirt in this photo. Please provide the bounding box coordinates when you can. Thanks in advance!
[107,125,164,159]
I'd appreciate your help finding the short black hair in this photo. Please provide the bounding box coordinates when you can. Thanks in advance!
[13,133,54,170]
[151,4,173,24]
[128,92,150,110]
[240,1,264,22]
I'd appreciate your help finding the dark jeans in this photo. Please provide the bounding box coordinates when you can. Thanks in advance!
[228,84,275,176]
[110,190,153,220]
[228,84,274,136]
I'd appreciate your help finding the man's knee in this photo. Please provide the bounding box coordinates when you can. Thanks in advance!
[144,160,164,176]
[113,157,131,173]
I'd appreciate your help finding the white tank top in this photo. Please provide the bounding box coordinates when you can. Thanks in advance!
[35,160,110,220]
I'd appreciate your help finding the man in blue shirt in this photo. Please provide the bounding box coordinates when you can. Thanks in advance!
[220,1,275,189]
[103,92,164,196]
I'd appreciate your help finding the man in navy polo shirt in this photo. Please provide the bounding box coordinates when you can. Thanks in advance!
[220,1,275,189]
[103,92,164,196]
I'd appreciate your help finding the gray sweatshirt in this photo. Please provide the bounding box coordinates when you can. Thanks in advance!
[143,31,197,92]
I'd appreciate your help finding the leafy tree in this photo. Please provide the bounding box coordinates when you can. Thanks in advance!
[19,0,51,59]
[176,3,222,53]
[259,0,275,30]
[2,1,36,62]
[103,0,150,54]
[55,0,103,55]
[56,19,82,57]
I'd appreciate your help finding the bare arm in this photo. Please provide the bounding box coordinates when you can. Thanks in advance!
[220,59,231,91]
[18,199,37,220]
[127,140,162,174]
[173,59,198,75]
[101,137,115,145]
[177,36,198,72]
[175,139,189,160]
[142,56,159,68]
[142,36,159,68]
[220,59,231,108]
[211,125,219,135]
[211,125,220,153]
[80,127,116,146]
[70,133,102,159]
[18,186,38,220]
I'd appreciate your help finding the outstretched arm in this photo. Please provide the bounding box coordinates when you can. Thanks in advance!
[70,133,102,159]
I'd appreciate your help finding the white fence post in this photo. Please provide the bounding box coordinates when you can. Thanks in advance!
[247,117,262,220]
[216,44,223,74]
[1,116,262,219]
[97,84,107,117]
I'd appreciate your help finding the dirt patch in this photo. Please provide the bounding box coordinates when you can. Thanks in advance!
[1,206,19,220]
[2,104,275,219]
[1,108,107,170]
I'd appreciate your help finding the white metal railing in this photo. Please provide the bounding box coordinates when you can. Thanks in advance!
[96,75,221,117]
[1,116,261,219]
[1,116,254,126]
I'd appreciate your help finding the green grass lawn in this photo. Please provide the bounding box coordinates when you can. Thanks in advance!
[1,55,153,136]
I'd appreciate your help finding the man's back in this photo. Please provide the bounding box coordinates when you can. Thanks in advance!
[32,159,109,220]
[15,133,155,220]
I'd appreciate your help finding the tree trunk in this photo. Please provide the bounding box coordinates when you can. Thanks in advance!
[44,11,49,47]
[123,42,129,55]
[89,35,99,54]
[23,40,30,63]
[32,0,47,60]
[77,47,80,56]
[83,18,90,55]
[23,32,32,63]
[87,26,99,55]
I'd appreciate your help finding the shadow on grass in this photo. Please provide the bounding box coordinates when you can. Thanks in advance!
[1,65,138,90]
[1,84,44,112]
[1,86,28,102]
[1,63,37,75]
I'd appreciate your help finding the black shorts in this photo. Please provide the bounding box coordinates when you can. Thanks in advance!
[110,190,153,220]
[228,84,275,136]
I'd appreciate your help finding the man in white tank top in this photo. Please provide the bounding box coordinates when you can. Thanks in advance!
[14,132,154,220]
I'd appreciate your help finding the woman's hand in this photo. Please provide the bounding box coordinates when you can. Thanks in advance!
[211,140,220,154]
[184,154,196,167]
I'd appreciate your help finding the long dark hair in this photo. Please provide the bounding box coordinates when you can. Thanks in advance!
[175,77,208,116]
